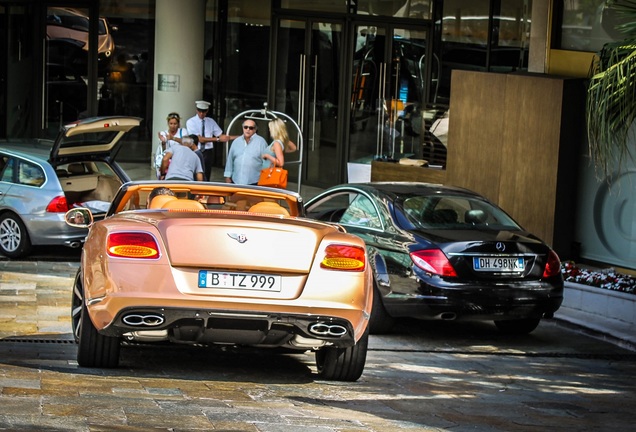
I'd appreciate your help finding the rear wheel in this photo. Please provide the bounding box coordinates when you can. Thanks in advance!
[494,318,541,335]
[315,329,368,381]
[77,288,121,368]
[0,213,32,258]
[369,282,394,334]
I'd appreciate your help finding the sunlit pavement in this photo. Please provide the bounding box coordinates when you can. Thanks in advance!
[1,261,636,431]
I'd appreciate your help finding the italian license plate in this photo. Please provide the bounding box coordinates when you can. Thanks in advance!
[473,257,525,272]
[198,270,282,291]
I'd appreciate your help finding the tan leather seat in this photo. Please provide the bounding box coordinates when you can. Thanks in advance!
[149,195,177,209]
[248,201,290,216]
[162,199,205,210]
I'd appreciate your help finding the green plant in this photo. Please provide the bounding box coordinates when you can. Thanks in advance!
[586,0,636,180]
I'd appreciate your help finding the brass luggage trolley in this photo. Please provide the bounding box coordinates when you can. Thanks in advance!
[225,104,304,194]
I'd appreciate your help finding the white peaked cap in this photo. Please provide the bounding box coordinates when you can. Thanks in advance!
[195,100,211,110]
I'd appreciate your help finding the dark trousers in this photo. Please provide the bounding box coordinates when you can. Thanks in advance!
[202,148,215,180]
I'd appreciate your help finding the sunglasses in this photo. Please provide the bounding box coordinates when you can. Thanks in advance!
[243,125,256,130]
[167,113,180,120]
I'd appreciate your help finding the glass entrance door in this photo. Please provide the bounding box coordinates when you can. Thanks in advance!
[273,19,343,188]
[348,25,430,164]
[44,5,94,136]
[273,17,433,187]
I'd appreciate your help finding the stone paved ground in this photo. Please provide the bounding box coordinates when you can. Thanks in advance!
[2,261,636,431]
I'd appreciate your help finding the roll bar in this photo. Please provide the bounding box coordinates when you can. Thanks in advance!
[225,103,304,193]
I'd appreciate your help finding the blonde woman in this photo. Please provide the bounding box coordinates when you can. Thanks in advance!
[261,118,297,169]
[153,112,187,179]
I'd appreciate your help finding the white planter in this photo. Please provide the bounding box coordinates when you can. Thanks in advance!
[557,282,636,330]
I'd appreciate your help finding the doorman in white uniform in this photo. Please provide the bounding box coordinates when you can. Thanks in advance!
[186,100,230,180]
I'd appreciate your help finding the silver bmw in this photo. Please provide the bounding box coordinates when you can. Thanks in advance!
[0,116,140,258]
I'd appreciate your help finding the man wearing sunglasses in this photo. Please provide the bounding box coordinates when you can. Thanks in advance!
[224,119,268,185]
[185,100,230,180]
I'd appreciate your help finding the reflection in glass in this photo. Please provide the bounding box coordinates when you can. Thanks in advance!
[349,26,444,165]
[221,0,271,125]
[273,20,342,187]
[97,1,156,144]
[45,7,91,134]
[438,0,530,103]
[3,4,35,138]
[357,0,432,19]
[559,0,628,52]
[280,0,346,13]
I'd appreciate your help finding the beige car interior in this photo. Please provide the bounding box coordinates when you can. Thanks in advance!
[162,198,205,210]
[248,201,290,216]
[144,189,292,216]
[60,162,121,204]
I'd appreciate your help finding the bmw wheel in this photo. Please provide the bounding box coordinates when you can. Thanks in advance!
[71,269,83,343]
[0,213,32,258]
[77,285,121,368]
[315,328,368,382]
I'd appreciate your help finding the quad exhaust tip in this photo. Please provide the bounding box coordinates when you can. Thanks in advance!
[308,322,348,337]
[122,314,165,327]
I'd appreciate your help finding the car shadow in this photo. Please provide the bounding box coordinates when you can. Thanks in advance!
[0,333,316,384]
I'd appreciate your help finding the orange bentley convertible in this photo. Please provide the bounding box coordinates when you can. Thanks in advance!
[66,181,372,381]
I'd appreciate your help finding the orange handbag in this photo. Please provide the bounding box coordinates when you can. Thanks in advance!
[257,165,288,189]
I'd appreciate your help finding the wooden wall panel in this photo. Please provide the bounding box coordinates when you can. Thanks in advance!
[498,74,564,243]
[446,70,585,257]
[446,71,507,203]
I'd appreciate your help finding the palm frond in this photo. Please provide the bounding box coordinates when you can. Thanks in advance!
[586,1,636,180]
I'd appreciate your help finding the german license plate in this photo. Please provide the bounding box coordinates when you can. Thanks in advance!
[473,257,525,272]
[198,270,282,291]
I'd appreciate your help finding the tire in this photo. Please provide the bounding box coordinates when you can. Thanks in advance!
[71,269,83,343]
[494,318,541,335]
[369,282,395,334]
[0,213,32,258]
[77,284,121,368]
[315,328,368,382]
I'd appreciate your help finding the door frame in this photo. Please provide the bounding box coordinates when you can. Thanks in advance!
[269,11,434,186]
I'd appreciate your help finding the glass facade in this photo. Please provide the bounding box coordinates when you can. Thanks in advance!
[438,0,531,103]
[1,0,534,176]
[557,0,629,52]
[218,0,272,128]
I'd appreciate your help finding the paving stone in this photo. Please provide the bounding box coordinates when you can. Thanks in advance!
[2,260,636,431]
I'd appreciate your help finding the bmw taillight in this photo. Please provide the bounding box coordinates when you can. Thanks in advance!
[107,232,159,259]
[46,195,69,213]
[320,244,366,271]
[410,249,458,277]
[543,250,561,278]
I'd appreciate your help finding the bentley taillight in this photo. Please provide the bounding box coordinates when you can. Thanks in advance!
[107,232,159,259]
[543,250,561,278]
[320,244,366,271]
[410,249,458,277]
[45,195,69,213]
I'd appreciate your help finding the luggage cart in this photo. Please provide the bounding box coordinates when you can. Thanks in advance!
[225,103,304,193]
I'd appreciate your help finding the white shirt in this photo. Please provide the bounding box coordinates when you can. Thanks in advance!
[186,115,223,151]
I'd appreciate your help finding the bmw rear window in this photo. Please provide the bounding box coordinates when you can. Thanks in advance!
[60,131,120,147]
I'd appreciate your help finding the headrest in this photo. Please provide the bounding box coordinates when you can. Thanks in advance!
[248,201,290,216]
[163,199,205,210]
[149,194,177,209]
[67,163,85,174]
[465,209,487,224]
